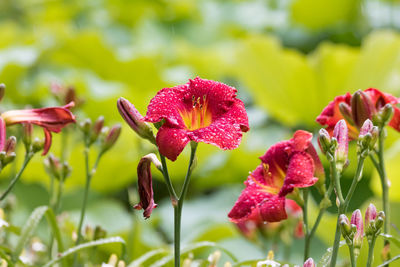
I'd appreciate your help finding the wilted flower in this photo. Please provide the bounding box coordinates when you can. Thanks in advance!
[134,153,162,219]
[228,131,322,223]
[142,77,249,161]
[1,102,75,155]
[316,88,400,138]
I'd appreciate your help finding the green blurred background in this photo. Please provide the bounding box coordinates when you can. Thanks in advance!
[1,0,400,265]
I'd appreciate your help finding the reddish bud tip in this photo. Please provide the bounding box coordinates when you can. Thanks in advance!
[351,90,373,128]
[102,124,121,152]
[303,258,315,267]
[365,203,377,227]
[351,209,364,249]
[0,84,5,102]
[117,97,155,144]
[333,120,349,171]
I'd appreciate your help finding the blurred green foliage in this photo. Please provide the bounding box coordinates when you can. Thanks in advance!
[1,0,400,266]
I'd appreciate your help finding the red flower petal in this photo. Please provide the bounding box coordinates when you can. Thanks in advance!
[280,152,317,196]
[144,85,187,128]
[156,126,190,161]
[42,129,52,156]
[228,184,287,223]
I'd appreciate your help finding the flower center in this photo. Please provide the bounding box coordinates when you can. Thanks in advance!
[180,95,212,130]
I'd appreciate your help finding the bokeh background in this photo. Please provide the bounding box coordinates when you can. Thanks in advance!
[1,0,400,265]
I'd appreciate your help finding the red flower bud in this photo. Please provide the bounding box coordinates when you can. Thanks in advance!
[351,209,364,251]
[117,97,155,144]
[0,84,5,102]
[351,90,373,128]
[303,258,315,267]
[101,124,121,152]
[333,120,349,171]
[365,203,377,227]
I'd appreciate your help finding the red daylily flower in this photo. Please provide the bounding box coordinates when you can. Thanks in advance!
[0,102,75,155]
[144,77,249,161]
[228,130,321,223]
[316,88,400,139]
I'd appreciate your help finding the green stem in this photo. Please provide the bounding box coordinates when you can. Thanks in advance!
[377,130,390,237]
[159,153,178,202]
[302,188,310,261]
[344,157,365,212]
[330,161,344,267]
[0,152,33,201]
[74,148,103,265]
[173,143,198,267]
[349,244,356,267]
[366,237,377,267]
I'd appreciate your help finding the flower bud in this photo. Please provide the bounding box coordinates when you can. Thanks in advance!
[101,124,121,152]
[339,102,355,126]
[379,103,394,127]
[365,203,377,228]
[351,209,364,254]
[4,136,16,155]
[303,258,315,267]
[117,97,156,144]
[339,214,351,237]
[79,118,92,136]
[333,120,349,172]
[351,90,373,128]
[32,137,44,153]
[375,211,385,230]
[44,154,61,179]
[90,116,104,144]
[22,123,33,150]
[318,128,331,155]
[0,84,5,102]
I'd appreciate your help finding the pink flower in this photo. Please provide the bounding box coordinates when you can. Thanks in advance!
[228,130,322,223]
[316,88,400,139]
[144,77,249,161]
[303,258,315,267]
[1,102,75,155]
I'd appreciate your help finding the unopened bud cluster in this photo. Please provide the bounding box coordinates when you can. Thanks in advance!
[0,136,17,171]
[364,203,385,242]
[44,154,72,180]
[318,119,348,172]
[22,123,45,154]
[79,116,121,152]
[357,119,379,158]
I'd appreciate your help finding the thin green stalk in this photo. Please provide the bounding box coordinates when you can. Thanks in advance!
[174,143,198,267]
[349,244,356,267]
[344,157,365,212]
[302,188,310,261]
[304,183,334,259]
[330,161,344,267]
[0,152,33,201]
[377,130,390,237]
[159,153,178,202]
[366,236,377,267]
[74,149,103,266]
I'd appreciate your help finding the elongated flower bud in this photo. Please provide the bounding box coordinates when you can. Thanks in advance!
[339,214,351,237]
[0,84,5,102]
[365,203,377,228]
[333,120,349,172]
[101,124,121,152]
[351,209,364,255]
[380,103,394,127]
[117,97,155,144]
[303,258,315,267]
[351,90,373,128]
[22,123,33,150]
[358,119,379,157]
[90,116,104,144]
[339,102,355,126]
[318,128,331,155]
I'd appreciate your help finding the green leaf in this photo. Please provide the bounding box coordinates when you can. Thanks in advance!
[127,248,168,267]
[380,234,400,248]
[12,206,48,261]
[377,254,400,267]
[43,236,126,267]
[318,240,346,267]
[150,241,238,267]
